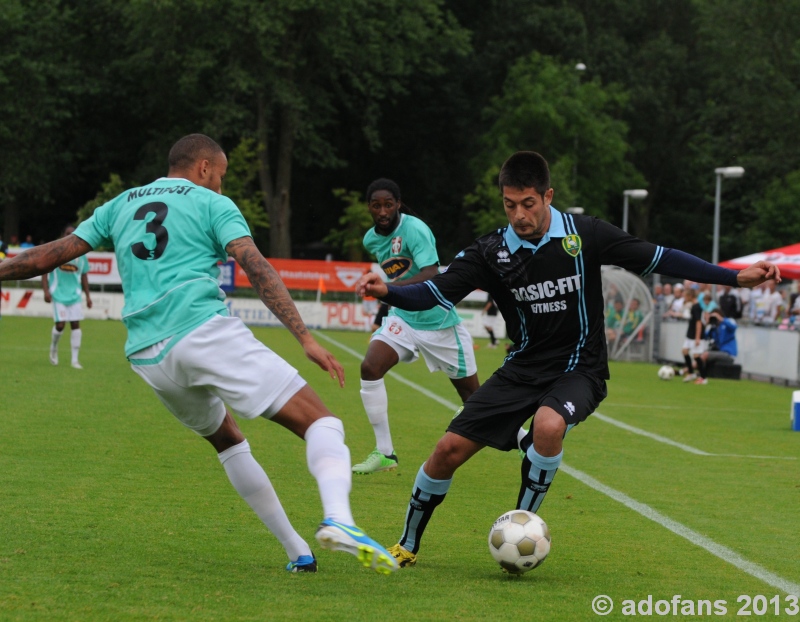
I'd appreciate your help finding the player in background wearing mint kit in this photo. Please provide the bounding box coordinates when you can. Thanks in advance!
[42,225,93,369]
[0,134,397,575]
[356,151,780,568]
[353,178,480,475]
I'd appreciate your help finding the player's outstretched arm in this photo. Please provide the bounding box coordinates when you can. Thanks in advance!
[736,261,781,288]
[0,236,91,282]
[226,236,345,387]
[356,272,388,299]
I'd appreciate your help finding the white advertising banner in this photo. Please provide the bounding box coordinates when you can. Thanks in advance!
[0,288,118,320]
[1,289,504,340]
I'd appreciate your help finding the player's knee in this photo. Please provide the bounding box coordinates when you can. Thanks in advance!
[532,413,567,447]
[432,435,468,469]
[360,358,385,381]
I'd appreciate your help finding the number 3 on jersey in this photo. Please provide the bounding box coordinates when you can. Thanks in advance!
[131,202,169,260]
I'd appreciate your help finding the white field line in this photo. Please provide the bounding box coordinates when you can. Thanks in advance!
[560,464,800,596]
[606,402,779,415]
[316,330,800,595]
[592,412,796,460]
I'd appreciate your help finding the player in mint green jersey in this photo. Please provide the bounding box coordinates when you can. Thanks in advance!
[353,179,480,475]
[42,226,93,369]
[0,134,397,575]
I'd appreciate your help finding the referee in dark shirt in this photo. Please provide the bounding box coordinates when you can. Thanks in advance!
[356,151,780,569]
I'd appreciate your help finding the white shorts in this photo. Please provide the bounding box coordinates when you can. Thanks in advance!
[372,315,477,379]
[482,314,498,332]
[53,302,84,323]
[130,315,305,436]
[682,338,708,356]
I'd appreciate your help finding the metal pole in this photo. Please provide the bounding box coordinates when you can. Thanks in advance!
[713,173,722,266]
[622,194,630,232]
[712,172,722,299]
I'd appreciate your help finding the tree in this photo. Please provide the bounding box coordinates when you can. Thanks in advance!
[0,0,86,241]
[124,0,469,258]
[743,170,800,253]
[221,138,270,247]
[691,0,800,259]
[466,52,643,234]
[323,189,374,262]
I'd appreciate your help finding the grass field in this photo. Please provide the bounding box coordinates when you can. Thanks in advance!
[1,316,798,621]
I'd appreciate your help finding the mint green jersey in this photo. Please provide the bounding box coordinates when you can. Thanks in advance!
[74,177,251,356]
[47,255,89,306]
[363,213,461,330]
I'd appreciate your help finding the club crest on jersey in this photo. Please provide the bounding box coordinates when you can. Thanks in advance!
[562,234,582,257]
[59,263,80,273]
[391,236,403,254]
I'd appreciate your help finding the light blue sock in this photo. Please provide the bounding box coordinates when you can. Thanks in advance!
[517,446,563,513]
[398,464,452,554]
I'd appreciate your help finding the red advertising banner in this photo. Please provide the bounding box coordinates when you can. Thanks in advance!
[4,250,121,284]
[234,258,374,292]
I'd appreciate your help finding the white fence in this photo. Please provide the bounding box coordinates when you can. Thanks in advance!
[658,320,800,384]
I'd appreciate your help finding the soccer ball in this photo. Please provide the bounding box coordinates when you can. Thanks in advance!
[658,365,675,380]
[488,510,550,574]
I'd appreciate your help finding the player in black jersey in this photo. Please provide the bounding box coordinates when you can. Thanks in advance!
[356,151,780,568]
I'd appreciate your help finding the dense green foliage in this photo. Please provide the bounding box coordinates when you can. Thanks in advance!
[1,0,798,261]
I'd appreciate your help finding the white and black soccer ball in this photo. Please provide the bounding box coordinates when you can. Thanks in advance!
[658,365,675,380]
[488,510,550,574]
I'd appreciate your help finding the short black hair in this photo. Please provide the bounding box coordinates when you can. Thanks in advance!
[168,134,224,172]
[498,151,551,197]
[366,178,401,203]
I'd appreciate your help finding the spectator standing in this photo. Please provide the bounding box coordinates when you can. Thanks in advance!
[662,283,675,310]
[717,285,742,319]
[765,280,785,324]
[664,283,685,318]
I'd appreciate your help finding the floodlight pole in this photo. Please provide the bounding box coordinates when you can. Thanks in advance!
[622,189,648,233]
[712,166,745,297]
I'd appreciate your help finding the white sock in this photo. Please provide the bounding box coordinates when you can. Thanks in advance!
[305,417,355,525]
[218,440,311,561]
[360,378,393,455]
[51,327,63,348]
[70,329,82,364]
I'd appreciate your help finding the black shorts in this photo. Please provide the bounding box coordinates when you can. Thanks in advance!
[447,367,607,451]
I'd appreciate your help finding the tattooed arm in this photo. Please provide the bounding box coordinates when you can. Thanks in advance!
[225,236,345,387]
[0,236,92,281]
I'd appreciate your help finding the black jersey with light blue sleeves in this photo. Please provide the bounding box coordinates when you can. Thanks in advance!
[382,207,739,380]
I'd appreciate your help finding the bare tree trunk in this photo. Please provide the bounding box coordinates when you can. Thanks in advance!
[631,201,651,240]
[268,104,297,258]
[256,94,274,252]
[3,197,19,243]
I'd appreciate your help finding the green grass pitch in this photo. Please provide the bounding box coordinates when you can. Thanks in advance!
[1,316,798,621]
